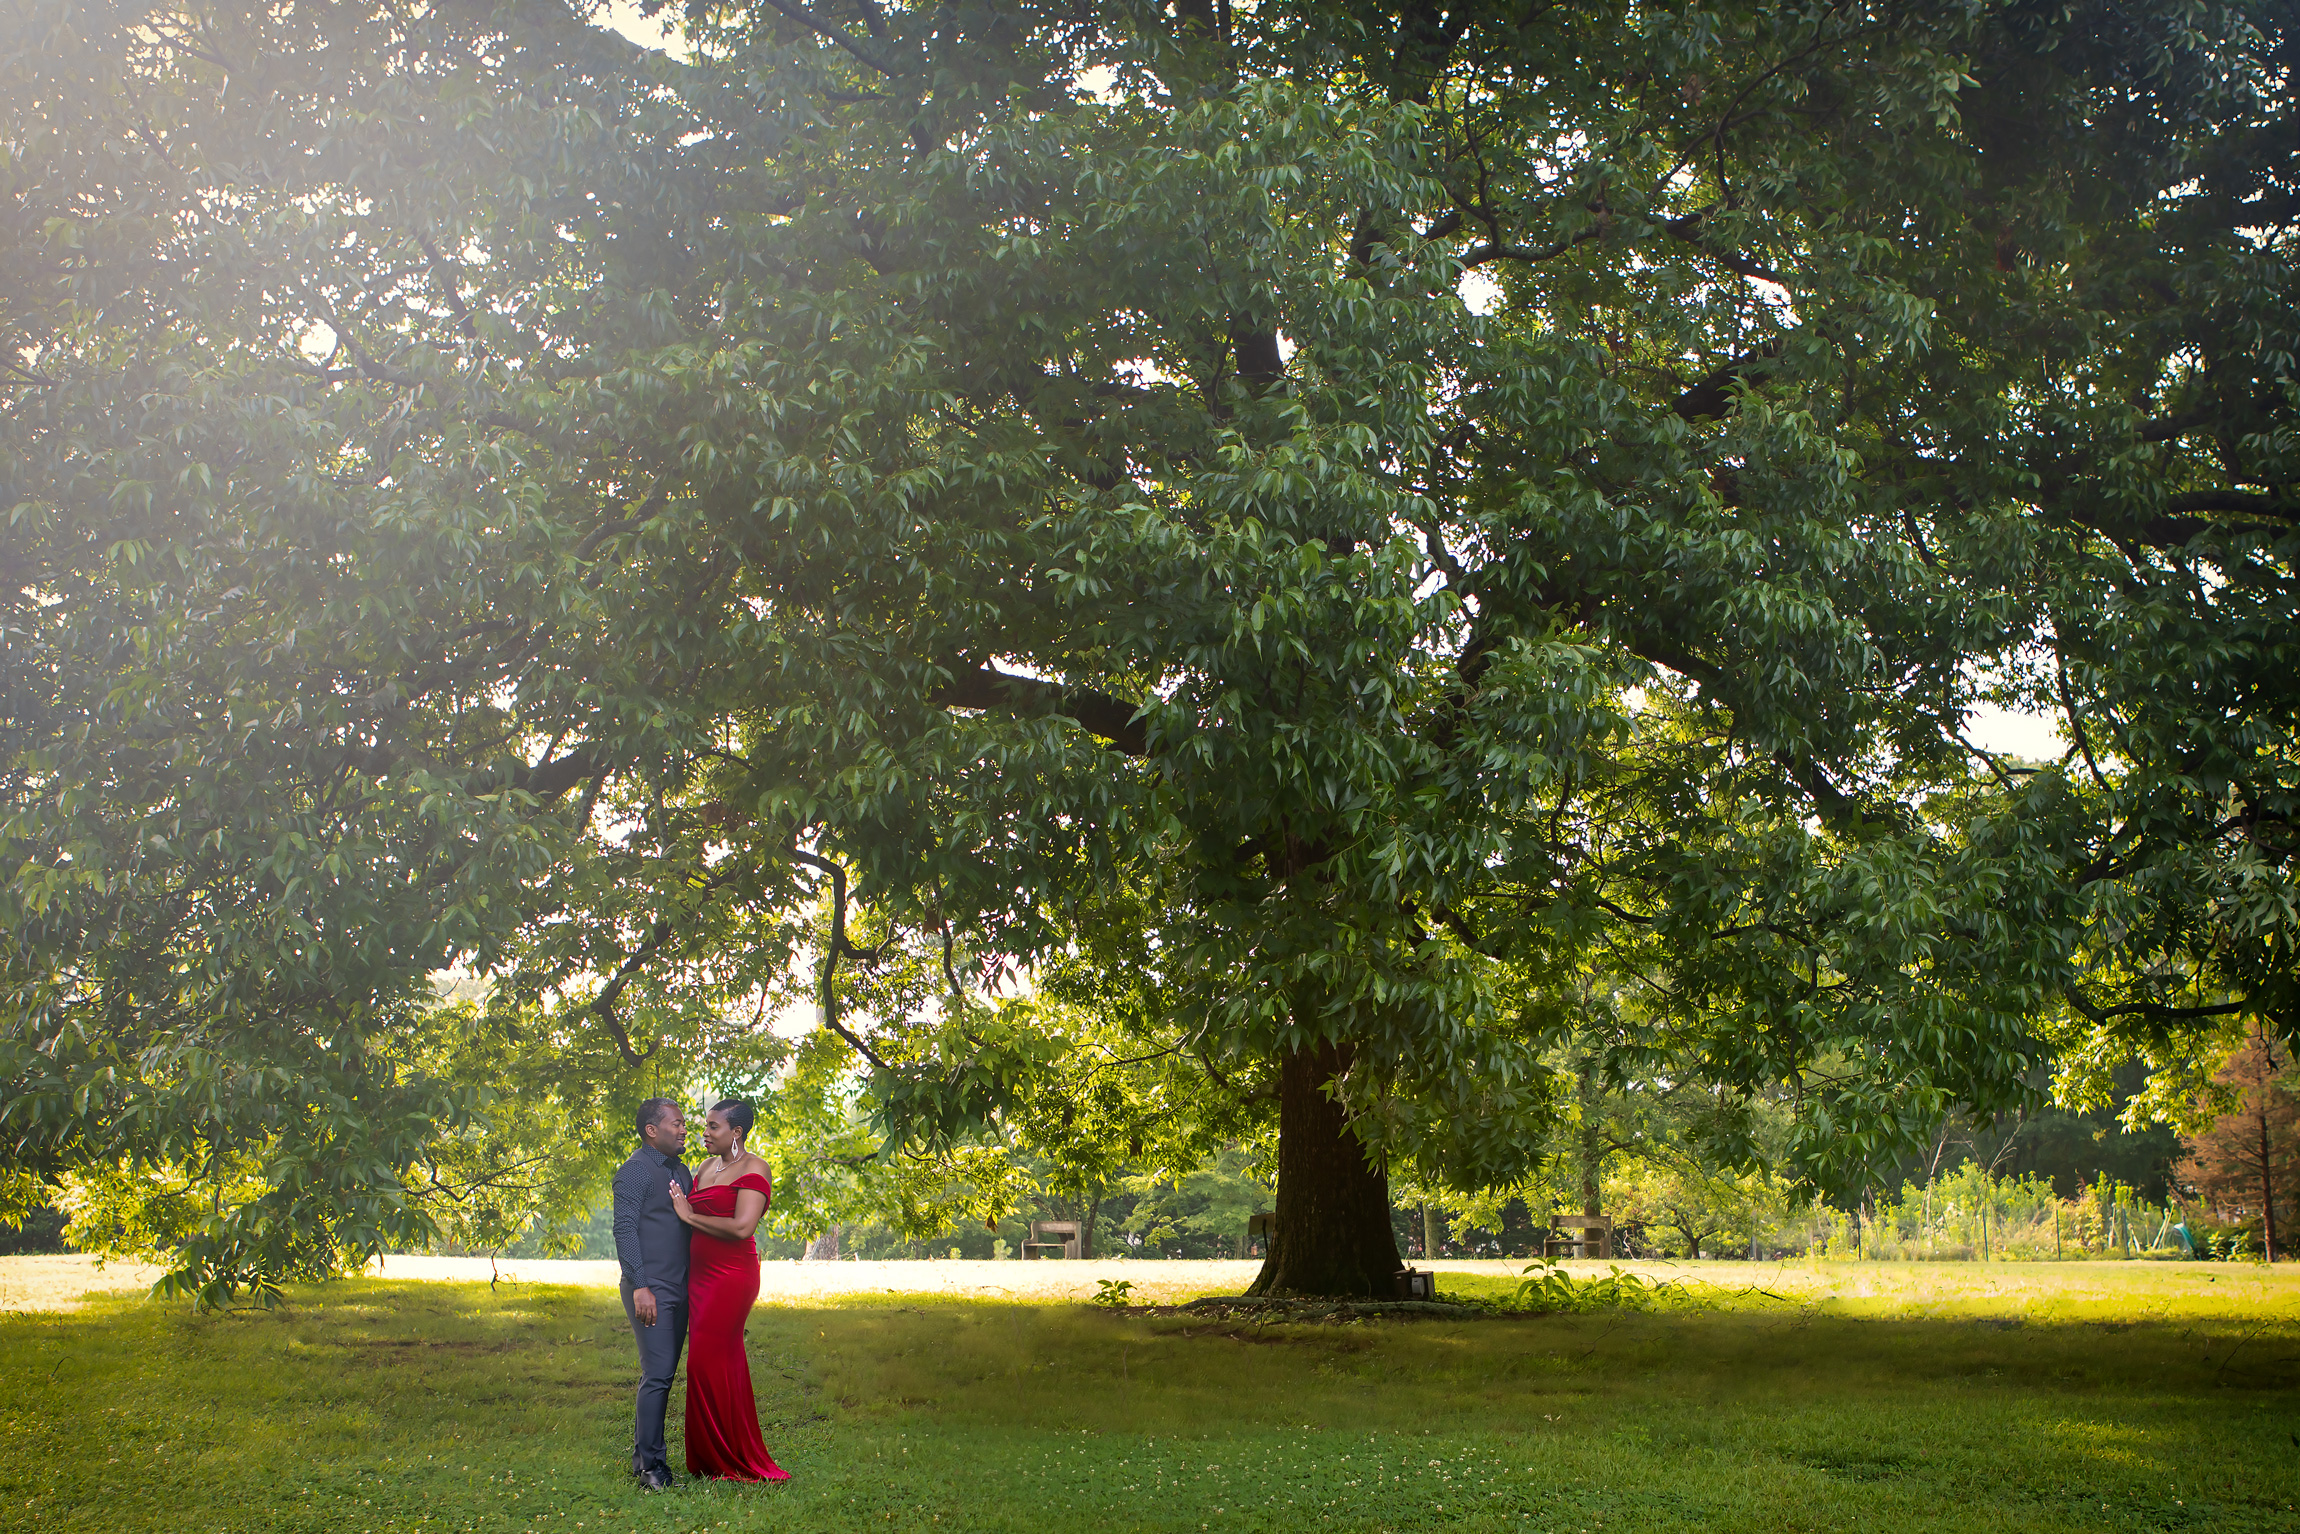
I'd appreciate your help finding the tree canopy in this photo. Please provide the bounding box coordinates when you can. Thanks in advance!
[2,0,2293,1297]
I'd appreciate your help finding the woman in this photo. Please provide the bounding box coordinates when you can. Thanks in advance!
[667,1097,791,1482]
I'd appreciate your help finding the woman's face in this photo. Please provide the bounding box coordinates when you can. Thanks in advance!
[701,1110,736,1156]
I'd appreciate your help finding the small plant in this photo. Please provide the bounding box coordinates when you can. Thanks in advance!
[1513,1260,1668,1313]
[1091,1278,1136,1308]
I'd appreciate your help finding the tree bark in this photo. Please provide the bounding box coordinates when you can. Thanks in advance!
[2261,1092,2278,1263]
[1577,1056,1603,1218]
[1245,1040,1401,1297]
[803,1226,841,1261]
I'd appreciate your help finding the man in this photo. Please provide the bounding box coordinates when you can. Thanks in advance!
[613,1097,692,1490]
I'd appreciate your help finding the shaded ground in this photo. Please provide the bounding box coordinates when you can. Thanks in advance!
[1,1260,2295,1533]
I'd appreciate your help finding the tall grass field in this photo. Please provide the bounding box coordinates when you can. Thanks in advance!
[2,1259,2294,1533]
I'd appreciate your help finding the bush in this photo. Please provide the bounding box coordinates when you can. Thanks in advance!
[0,1203,67,1256]
[1513,1261,1678,1313]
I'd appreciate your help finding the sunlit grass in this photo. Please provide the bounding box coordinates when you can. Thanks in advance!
[1428,1257,2300,1325]
[2,1261,2295,1533]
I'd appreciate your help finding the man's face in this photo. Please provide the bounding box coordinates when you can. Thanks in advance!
[645,1105,688,1156]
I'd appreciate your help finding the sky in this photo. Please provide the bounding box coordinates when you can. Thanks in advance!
[1963,704,2063,761]
[600,1,677,50]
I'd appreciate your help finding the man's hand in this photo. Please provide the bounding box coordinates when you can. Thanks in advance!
[632,1286,659,1326]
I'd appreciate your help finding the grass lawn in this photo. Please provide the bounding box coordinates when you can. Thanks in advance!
[2,1261,2295,1534]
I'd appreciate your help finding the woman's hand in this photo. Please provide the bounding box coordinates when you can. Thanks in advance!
[669,1181,694,1225]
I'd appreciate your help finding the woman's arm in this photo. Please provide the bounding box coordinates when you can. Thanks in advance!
[667,1163,772,1251]
[673,1186,767,1242]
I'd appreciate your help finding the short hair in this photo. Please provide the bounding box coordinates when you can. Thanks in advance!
[710,1098,755,1138]
[635,1097,680,1138]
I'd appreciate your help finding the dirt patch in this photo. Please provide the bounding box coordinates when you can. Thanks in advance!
[1119,1296,1541,1326]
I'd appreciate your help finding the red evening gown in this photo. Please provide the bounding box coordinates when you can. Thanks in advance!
[684,1172,790,1481]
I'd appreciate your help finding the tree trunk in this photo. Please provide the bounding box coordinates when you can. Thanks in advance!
[2261,1094,2278,1263]
[1578,1056,1604,1219]
[1244,1039,1400,1297]
[1083,1194,1099,1260]
[803,1226,841,1261]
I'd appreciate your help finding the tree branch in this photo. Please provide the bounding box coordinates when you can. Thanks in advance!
[588,839,851,1064]
[573,478,669,562]
[2065,991,2248,1025]
[929,666,1150,755]
[758,0,901,76]
[1771,749,1894,830]
[1672,340,1784,421]
[2161,489,2296,519]
[2138,409,2214,443]
[417,232,482,347]
[1426,900,1507,958]
[517,749,611,803]
[1458,226,1606,270]
[1661,206,1786,286]
[788,848,893,1070]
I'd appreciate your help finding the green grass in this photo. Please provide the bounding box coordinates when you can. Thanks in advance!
[3,1263,2296,1534]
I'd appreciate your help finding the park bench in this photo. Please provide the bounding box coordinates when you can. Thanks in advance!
[1542,1214,1613,1260]
[1024,1220,1082,1259]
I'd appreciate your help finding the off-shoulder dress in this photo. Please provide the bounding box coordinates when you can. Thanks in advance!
[683,1170,789,1481]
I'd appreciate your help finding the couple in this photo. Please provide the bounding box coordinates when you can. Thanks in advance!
[613,1096,791,1489]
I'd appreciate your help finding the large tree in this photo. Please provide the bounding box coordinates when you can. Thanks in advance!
[3,0,2293,1296]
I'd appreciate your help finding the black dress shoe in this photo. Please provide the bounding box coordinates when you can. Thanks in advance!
[640,1468,675,1492]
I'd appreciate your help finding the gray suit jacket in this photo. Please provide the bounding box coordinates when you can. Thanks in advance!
[611,1143,693,1302]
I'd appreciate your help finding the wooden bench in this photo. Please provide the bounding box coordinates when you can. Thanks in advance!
[1542,1214,1613,1260]
[1024,1220,1081,1259]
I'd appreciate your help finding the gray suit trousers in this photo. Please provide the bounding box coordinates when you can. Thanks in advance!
[622,1281,688,1475]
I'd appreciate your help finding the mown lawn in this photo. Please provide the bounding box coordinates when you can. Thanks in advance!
[2,1263,2295,1534]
